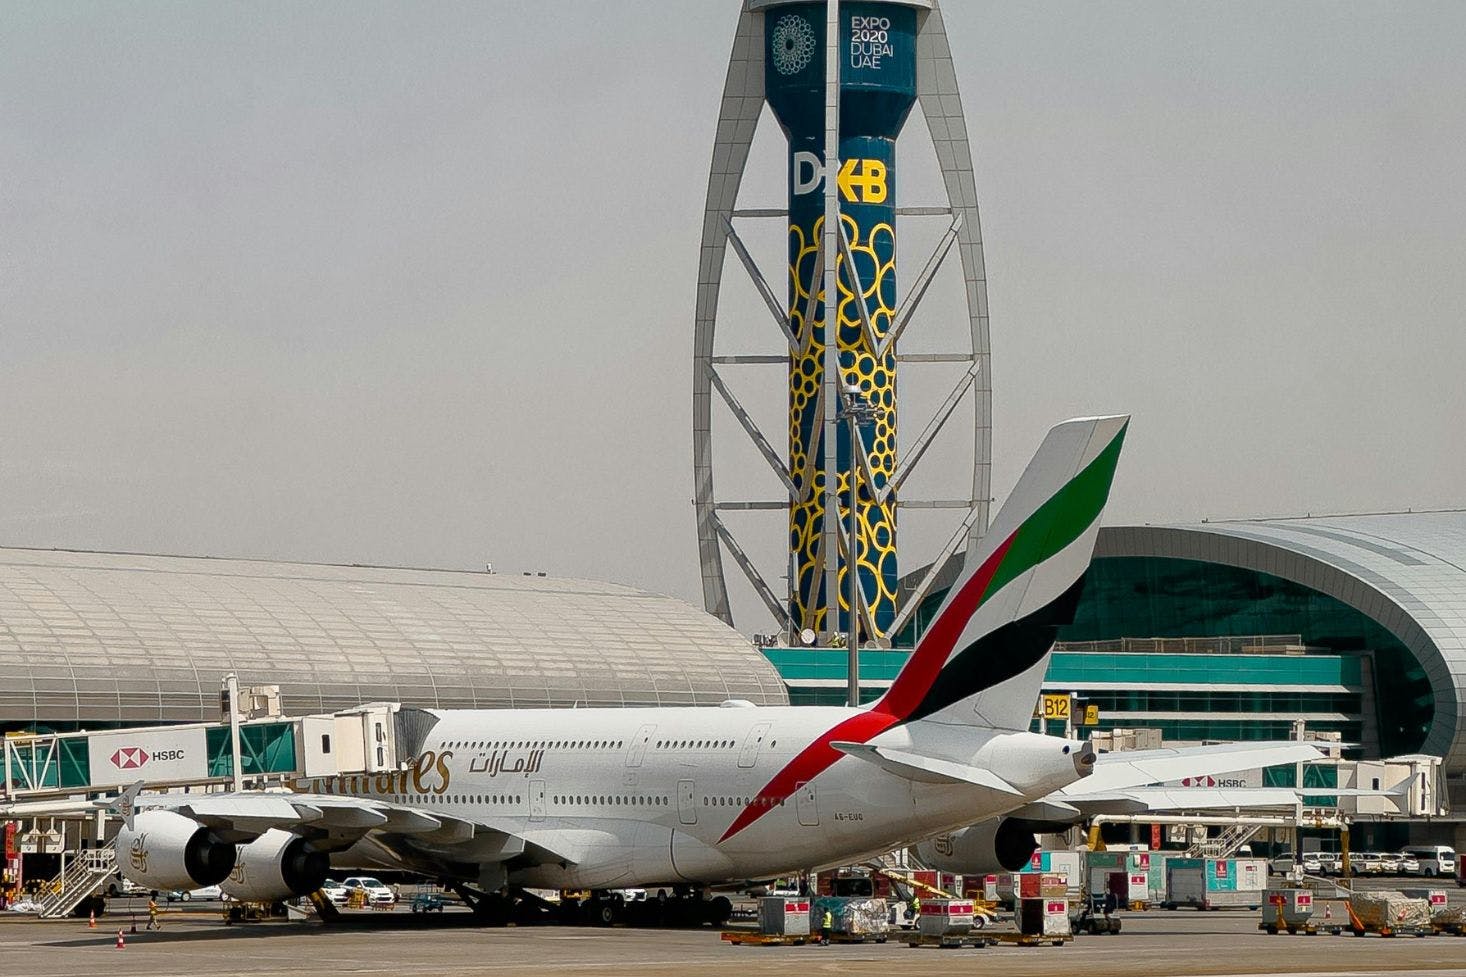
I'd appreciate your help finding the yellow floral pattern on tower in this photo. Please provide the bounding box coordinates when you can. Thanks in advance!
[788,212,898,637]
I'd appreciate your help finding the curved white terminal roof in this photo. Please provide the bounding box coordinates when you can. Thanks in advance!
[0,548,788,726]
[1098,511,1466,773]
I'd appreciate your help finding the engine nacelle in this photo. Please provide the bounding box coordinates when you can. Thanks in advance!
[913,817,1044,874]
[220,829,329,903]
[115,810,237,892]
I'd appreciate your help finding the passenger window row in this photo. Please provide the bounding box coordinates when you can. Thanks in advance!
[443,739,625,750]
[551,795,668,807]
[397,794,523,805]
[655,738,778,750]
[703,795,780,808]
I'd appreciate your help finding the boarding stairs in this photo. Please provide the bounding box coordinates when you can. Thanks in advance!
[33,840,118,919]
[867,850,954,902]
[1186,823,1262,859]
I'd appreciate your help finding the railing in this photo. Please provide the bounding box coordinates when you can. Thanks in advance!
[1186,823,1262,859]
[34,840,118,919]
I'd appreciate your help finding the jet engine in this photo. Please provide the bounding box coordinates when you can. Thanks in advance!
[220,829,330,903]
[115,810,237,892]
[914,817,1060,874]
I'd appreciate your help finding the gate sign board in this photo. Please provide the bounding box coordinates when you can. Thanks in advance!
[87,727,208,787]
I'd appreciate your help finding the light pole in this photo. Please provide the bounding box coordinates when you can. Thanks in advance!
[840,384,882,707]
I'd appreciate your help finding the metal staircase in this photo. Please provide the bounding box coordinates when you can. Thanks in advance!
[1186,823,1262,859]
[34,840,118,919]
[866,849,954,901]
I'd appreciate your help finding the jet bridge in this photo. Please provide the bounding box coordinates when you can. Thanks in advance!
[2,703,409,805]
[0,703,425,915]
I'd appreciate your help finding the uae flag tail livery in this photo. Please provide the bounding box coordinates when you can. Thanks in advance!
[876,415,1129,731]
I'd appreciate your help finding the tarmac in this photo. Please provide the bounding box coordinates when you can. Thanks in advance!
[2,907,1465,977]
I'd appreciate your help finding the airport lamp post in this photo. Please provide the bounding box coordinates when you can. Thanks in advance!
[841,386,881,707]
[223,673,243,792]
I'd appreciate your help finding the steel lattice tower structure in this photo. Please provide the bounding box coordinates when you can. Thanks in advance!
[693,0,991,650]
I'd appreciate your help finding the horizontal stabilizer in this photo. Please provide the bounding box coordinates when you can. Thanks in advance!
[831,741,1021,795]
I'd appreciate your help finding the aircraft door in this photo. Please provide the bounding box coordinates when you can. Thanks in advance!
[529,780,546,822]
[677,779,697,825]
[627,724,656,768]
[737,722,771,769]
[795,781,819,826]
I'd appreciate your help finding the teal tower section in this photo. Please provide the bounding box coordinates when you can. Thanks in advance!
[764,2,919,639]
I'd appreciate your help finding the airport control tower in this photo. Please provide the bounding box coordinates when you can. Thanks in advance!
[693,1,993,672]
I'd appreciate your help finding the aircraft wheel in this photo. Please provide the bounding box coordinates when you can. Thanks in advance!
[706,896,733,926]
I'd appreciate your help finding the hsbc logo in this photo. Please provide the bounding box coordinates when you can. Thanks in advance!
[110,747,187,769]
[1180,775,1247,788]
[111,748,150,770]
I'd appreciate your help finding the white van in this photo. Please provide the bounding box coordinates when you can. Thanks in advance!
[1401,845,1457,878]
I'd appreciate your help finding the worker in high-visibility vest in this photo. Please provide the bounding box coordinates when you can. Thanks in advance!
[910,894,921,921]
[820,908,832,945]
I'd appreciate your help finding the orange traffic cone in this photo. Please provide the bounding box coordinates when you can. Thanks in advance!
[115,929,125,949]
[88,910,96,929]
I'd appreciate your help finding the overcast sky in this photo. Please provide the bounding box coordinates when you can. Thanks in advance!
[3,2,1464,633]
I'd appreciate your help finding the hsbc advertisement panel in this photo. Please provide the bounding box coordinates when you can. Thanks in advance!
[1163,768,1264,790]
[87,727,208,787]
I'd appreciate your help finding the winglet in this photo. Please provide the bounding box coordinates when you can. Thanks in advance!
[108,781,145,831]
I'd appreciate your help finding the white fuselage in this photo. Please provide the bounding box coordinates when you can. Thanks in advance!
[309,704,1088,890]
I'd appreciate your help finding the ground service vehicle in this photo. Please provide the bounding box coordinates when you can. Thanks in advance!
[1401,846,1456,878]
[341,877,394,906]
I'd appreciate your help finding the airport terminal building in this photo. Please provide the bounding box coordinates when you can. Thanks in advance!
[0,547,788,736]
[764,512,1466,813]
[3,513,1463,812]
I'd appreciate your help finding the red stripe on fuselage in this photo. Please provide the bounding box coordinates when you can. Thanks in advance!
[718,531,1016,843]
[718,710,897,843]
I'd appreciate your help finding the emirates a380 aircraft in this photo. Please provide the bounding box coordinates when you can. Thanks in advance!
[106,414,1275,925]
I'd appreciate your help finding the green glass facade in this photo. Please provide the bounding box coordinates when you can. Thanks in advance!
[764,553,1436,756]
[764,646,1365,745]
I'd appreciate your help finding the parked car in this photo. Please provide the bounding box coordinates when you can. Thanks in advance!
[340,876,395,906]
[1373,852,1402,875]
[1269,852,1320,875]
[105,875,148,898]
[319,880,349,906]
[1350,852,1382,875]
[1312,852,1343,875]
[1401,846,1457,879]
[165,885,222,902]
[1396,853,1421,876]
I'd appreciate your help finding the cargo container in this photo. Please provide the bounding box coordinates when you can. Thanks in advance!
[1164,858,1267,910]
[917,899,975,937]
[1259,888,1315,934]
[1024,850,1083,895]
[1087,850,1156,907]
[996,869,1076,906]
[759,896,811,937]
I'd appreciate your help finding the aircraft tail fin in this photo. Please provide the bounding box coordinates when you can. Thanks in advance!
[875,415,1129,729]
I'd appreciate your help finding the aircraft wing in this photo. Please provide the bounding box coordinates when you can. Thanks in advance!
[1057,741,1325,799]
[1062,780,1408,816]
[123,790,577,867]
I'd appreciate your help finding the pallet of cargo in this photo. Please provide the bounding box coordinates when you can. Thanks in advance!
[904,932,995,949]
[990,931,1071,947]
[720,930,808,947]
